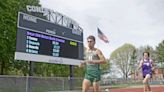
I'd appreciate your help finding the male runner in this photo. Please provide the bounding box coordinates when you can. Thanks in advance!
[137,52,155,92]
[79,35,106,92]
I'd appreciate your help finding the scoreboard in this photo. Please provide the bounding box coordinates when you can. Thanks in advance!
[15,12,84,65]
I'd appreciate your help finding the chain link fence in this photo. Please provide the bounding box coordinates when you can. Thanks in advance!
[0,75,163,92]
[0,75,83,92]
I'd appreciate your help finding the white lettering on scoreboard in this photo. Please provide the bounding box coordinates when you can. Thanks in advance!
[23,14,37,23]
[26,5,53,16]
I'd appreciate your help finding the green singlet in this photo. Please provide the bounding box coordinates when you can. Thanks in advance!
[84,48,101,83]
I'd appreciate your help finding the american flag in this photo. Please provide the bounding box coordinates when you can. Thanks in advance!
[97,28,109,43]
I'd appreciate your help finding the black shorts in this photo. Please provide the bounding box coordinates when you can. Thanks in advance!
[143,74,152,78]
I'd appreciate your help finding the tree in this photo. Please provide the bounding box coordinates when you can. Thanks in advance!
[136,45,156,61]
[74,66,85,77]
[0,0,40,75]
[144,45,156,60]
[110,43,136,79]
[101,59,111,75]
[156,40,164,78]
[129,49,137,79]
[34,63,70,77]
[156,40,164,63]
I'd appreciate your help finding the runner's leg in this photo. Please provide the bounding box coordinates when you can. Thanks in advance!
[93,81,100,92]
[82,79,91,92]
[143,74,151,92]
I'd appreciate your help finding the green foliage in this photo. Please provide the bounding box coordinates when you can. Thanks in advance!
[34,63,70,77]
[0,0,19,74]
[156,40,164,77]
[110,43,136,79]
[156,40,164,63]
[74,66,85,77]
[101,59,111,74]
[0,0,39,75]
[130,49,137,73]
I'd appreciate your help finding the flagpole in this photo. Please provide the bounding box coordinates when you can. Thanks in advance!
[96,27,100,50]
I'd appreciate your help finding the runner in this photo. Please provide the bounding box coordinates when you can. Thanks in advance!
[79,35,106,92]
[137,52,155,92]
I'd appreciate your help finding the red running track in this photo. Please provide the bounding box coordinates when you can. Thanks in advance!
[107,86,164,92]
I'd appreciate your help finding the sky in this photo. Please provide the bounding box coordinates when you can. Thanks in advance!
[40,0,164,58]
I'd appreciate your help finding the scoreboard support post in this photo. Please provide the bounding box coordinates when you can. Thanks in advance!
[69,65,74,90]
[27,61,34,92]
[29,61,34,76]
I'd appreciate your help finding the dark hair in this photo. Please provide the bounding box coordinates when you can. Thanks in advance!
[143,52,150,57]
[87,35,95,42]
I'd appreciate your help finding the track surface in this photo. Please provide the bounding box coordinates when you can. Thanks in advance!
[107,86,164,92]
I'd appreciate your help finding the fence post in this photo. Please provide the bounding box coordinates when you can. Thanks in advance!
[26,60,33,92]
[62,79,65,90]
[26,76,29,92]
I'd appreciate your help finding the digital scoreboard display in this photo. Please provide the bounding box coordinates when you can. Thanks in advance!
[15,12,84,65]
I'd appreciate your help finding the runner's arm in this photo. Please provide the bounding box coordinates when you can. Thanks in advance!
[79,61,87,68]
[88,49,106,64]
[137,60,143,72]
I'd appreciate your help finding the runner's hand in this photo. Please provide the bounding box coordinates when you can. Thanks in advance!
[151,67,155,71]
[79,61,86,67]
[87,60,94,64]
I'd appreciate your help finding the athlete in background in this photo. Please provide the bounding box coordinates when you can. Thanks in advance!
[137,52,155,92]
